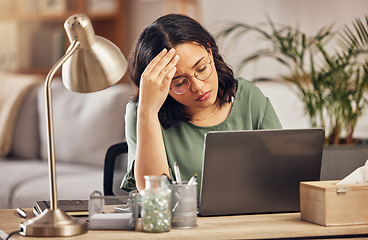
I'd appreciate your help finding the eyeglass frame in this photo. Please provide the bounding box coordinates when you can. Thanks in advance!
[170,53,213,95]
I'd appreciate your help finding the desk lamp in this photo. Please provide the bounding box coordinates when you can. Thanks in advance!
[19,14,127,237]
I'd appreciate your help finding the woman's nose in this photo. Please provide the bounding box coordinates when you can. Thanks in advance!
[190,77,204,92]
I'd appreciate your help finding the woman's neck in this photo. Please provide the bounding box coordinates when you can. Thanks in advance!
[189,101,232,127]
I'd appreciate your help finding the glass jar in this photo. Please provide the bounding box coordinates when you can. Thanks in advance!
[140,175,171,233]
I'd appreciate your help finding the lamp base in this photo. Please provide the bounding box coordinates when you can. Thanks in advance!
[19,208,88,237]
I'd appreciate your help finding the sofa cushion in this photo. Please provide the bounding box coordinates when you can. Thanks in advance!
[0,158,102,209]
[255,80,368,139]
[0,159,47,209]
[10,86,41,159]
[38,79,132,167]
[0,72,43,157]
[10,164,103,209]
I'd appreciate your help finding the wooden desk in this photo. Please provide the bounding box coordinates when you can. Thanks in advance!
[1,209,368,239]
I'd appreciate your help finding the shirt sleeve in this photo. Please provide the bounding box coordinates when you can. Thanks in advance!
[238,78,283,130]
[120,101,138,192]
[261,98,283,129]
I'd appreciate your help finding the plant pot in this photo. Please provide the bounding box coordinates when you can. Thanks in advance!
[320,143,368,181]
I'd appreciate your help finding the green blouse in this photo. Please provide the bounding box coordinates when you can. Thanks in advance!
[121,78,282,195]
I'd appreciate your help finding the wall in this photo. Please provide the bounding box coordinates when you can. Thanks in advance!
[127,0,368,80]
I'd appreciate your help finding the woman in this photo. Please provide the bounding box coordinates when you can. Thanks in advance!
[121,14,282,193]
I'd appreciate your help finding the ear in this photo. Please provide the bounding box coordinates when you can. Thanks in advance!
[206,42,213,55]
[207,47,213,59]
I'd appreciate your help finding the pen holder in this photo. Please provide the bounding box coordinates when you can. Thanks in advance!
[169,182,197,229]
[88,190,139,230]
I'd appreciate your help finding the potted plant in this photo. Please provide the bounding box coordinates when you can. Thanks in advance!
[217,16,368,144]
[217,16,368,179]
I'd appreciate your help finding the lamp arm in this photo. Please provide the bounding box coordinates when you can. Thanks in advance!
[45,40,80,210]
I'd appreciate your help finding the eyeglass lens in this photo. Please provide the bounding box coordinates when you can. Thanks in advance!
[171,62,212,94]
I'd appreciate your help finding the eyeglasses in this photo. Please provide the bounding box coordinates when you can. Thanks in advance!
[170,56,213,94]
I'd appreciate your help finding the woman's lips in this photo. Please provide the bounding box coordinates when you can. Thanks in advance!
[196,91,211,101]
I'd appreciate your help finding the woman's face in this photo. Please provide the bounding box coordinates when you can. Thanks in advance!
[168,42,219,113]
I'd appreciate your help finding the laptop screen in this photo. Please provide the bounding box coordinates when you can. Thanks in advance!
[198,128,325,216]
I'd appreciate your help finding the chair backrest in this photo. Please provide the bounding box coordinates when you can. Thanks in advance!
[103,142,130,196]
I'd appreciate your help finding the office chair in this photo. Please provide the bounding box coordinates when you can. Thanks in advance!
[103,142,130,196]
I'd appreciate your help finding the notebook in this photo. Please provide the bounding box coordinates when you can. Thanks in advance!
[198,128,325,216]
[34,200,89,217]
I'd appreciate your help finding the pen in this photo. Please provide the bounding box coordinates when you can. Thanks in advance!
[187,173,197,186]
[174,162,182,185]
[162,173,173,184]
[16,207,27,218]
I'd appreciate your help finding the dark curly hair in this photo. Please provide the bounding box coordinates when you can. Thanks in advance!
[129,14,238,128]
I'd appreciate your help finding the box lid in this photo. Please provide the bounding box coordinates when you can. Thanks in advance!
[301,180,368,193]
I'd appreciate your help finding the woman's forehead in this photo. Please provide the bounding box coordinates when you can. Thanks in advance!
[176,43,208,64]
[175,42,206,53]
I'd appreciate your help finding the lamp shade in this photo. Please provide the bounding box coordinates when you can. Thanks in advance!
[62,14,127,93]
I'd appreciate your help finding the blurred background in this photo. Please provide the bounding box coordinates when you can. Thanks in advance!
[1,0,367,212]
[0,0,367,81]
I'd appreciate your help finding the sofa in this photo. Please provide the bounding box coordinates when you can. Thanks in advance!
[0,71,133,209]
[254,80,368,140]
[1,71,367,210]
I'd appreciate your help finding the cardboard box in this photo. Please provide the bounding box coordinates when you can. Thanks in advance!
[300,180,368,226]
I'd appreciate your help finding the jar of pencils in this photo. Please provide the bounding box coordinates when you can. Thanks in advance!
[140,175,171,232]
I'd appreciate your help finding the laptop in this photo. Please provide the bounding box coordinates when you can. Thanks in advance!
[198,128,325,216]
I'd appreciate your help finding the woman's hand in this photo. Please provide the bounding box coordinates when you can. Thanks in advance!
[134,48,179,190]
[138,48,180,115]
